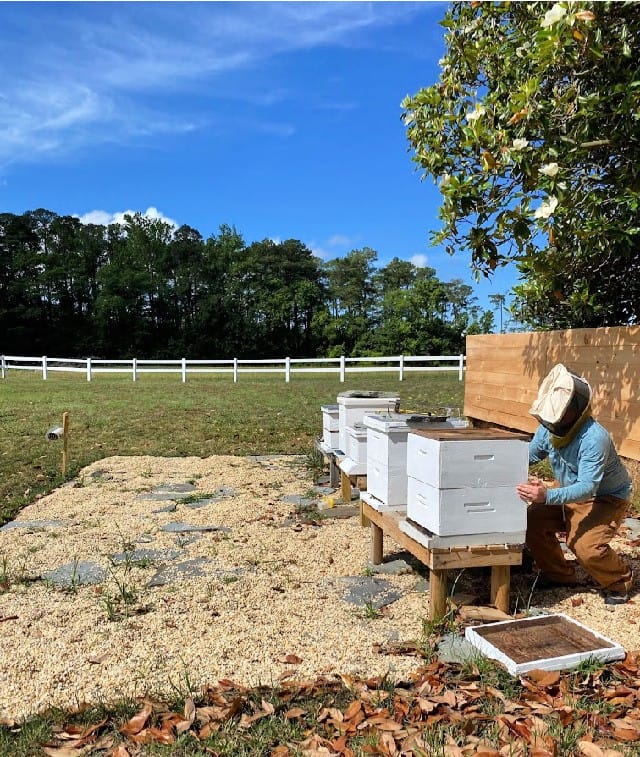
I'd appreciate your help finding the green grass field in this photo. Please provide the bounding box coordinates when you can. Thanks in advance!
[0,370,464,526]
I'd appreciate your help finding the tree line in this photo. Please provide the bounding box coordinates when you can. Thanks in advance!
[0,209,494,359]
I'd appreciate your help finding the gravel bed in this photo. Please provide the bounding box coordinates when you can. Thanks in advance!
[0,453,638,721]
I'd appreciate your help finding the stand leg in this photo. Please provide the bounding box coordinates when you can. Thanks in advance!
[491,565,510,613]
[429,569,448,621]
[329,457,339,487]
[371,522,383,564]
[340,470,351,504]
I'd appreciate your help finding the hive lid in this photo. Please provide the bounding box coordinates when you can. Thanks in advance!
[465,613,625,675]
[409,428,530,442]
[337,390,400,399]
[364,412,452,431]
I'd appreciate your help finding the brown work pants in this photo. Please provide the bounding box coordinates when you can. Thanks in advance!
[526,494,633,593]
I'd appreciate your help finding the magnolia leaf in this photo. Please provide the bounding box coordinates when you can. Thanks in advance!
[578,741,604,757]
[120,704,152,737]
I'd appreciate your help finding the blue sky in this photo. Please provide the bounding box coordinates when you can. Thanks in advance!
[0,1,518,319]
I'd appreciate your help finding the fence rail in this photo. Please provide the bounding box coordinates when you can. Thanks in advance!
[0,353,466,383]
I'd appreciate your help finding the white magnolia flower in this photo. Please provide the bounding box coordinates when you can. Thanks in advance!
[440,173,452,188]
[534,196,559,219]
[541,3,567,28]
[466,104,486,122]
[512,138,529,151]
[540,162,560,177]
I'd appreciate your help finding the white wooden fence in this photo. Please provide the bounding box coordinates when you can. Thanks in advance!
[0,354,466,383]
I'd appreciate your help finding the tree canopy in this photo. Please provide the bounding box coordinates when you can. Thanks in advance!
[0,208,493,359]
[402,1,640,328]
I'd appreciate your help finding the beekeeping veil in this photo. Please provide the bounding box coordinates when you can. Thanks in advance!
[529,364,592,438]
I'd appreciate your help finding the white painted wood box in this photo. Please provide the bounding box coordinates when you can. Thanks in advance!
[365,413,462,508]
[321,404,340,450]
[406,477,526,536]
[336,392,400,454]
[407,428,530,489]
[406,428,529,537]
[465,614,625,675]
[340,423,368,475]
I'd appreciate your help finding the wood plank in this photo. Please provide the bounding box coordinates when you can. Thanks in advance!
[429,547,522,570]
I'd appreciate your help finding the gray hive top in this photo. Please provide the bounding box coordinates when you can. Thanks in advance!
[337,390,399,399]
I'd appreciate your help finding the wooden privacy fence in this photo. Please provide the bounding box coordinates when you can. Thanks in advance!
[464,326,640,462]
[0,353,466,383]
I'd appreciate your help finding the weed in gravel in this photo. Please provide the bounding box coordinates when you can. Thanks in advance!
[0,553,9,590]
[358,600,382,619]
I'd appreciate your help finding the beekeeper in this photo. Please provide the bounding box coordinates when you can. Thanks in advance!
[516,363,633,605]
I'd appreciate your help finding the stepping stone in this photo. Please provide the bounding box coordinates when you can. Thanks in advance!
[147,557,212,587]
[436,633,477,664]
[1,519,65,532]
[152,504,178,513]
[366,558,414,576]
[89,469,113,481]
[42,561,106,587]
[339,576,402,609]
[135,483,198,502]
[136,492,186,502]
[413,578,431,593]
[312,486,335,495]
[281,494,317,508]
[158,483,198,493]
[182,487,237,508]
[110,548,182,565]
[161,522,232,534]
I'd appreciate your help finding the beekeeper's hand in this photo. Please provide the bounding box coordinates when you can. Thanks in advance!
[516,477,547,504]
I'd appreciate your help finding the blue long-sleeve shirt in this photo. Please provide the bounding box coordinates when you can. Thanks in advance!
[529,417,632,506]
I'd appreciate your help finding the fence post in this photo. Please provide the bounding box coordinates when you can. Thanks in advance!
[182,357,187,383]
[285,356,290,383]
[340,355,345,383]
[459,354,464,382]
[86,357,92,382]
[233,357,238,383]
[1,355,5,379]
[132,358,137,382]
[42,356,47,380]
[399,354,404,382]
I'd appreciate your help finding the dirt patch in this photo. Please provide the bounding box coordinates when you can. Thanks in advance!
[0,454,638,721]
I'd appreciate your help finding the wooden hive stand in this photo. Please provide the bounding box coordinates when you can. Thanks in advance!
[361,502,523,621]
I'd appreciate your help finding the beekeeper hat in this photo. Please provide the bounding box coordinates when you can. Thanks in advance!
[529,364,592,428]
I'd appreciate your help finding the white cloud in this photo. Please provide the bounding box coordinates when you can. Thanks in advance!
[0,3,428,169]
[411,254,429,268]
[76,206,178,228]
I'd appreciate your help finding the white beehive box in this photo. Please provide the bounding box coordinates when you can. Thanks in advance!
[407,428,529,489]
[406,477,526,536]
[340,423,368,475]
[321,404,340,450]
[406,428,529,537]
[337,391,400,454]
[365,413,463,508]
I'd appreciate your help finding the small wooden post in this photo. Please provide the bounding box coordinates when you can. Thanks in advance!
[61,412,69,476]
[370,522,383,564]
